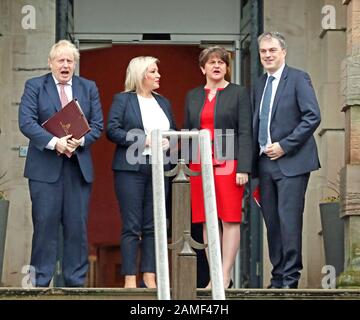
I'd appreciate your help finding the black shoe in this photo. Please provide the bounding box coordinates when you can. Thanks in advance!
[227,280,233,289]
[267,284,281,289]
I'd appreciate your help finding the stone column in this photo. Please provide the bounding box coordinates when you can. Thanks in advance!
[338,0,360,288]
[0,0,55,286]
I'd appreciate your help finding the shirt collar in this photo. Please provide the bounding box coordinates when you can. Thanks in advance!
[52,74,73,86]
[267,63,285,81]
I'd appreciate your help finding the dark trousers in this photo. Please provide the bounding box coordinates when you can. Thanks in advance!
[259,155,309,287]
[29,156,91,287]
[115,164,168,275]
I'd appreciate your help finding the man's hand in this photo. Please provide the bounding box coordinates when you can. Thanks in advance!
[55,134,72,154]
[67,137,82,153]
[264,142,285,160]
[236,172,248,186]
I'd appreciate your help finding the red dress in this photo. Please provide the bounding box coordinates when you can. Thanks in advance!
[190,88,244,223]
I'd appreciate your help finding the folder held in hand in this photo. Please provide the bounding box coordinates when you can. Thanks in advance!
[42,99,91,157]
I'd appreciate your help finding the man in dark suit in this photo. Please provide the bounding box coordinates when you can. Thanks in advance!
[18,40,103,287]
[252,32,321,289]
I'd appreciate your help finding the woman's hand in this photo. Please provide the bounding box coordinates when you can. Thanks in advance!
[145,134,151,147]
[145,134,169,151]
[236,172,248,186]
[161,138,170,151]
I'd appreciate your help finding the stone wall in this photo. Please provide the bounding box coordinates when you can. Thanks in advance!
[0,0,55,286]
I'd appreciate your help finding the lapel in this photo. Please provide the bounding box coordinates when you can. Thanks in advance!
[270,65,289,122]
[253,74,267,128]
[129,92,145,129]
[44,73,62,111]
[197,89,206,129]
[72,76,84,105]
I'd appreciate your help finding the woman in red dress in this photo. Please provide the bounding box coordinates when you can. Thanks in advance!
[184,46,252,289]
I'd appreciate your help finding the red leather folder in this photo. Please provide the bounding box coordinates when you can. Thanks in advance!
[42,99,91,157]
[42,99,91,139]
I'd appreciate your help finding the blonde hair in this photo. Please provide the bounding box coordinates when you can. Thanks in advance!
[124,56,159,92]
[48,39,80,63]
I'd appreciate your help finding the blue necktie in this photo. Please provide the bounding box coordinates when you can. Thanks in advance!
[258,75,275,147]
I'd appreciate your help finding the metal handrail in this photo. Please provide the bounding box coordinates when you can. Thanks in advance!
[151,129,225,300]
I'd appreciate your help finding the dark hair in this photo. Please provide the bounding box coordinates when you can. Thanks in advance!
[199,46,230,67]
[257,32,287,50]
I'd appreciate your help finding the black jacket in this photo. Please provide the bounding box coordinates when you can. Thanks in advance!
[107,91,177,171]
[184,83,252,173]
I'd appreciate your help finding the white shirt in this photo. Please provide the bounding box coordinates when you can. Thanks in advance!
[137,94,170,155]
[53,76,73,102]
[259,63,285,155]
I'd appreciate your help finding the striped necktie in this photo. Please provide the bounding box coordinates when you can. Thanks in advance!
[59,83,69,108]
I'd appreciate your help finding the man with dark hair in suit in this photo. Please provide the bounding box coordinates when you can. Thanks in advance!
[252,32,321,289]
[19,40,103,287]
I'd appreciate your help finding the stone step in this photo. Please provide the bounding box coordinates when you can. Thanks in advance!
[0,288,360,300]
